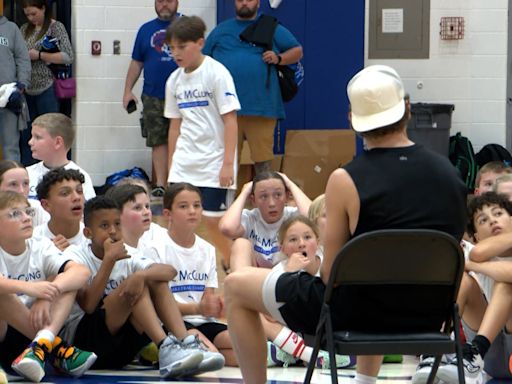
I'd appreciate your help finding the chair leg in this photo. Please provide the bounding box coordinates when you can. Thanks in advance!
[304,329,323,384]
[324,315,338,384]
[453,304,466,384]
[426,356,442,384]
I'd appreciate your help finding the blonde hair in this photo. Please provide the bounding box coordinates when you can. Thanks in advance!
[0,191,29,210]
[494,174,512,192]
[475,161,512,188]
[308,194,325,225]
[32,113,75,150]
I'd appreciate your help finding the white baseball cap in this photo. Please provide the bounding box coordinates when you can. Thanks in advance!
[347,65,405,133]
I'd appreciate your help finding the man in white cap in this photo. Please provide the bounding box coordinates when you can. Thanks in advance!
[223,65,467,384]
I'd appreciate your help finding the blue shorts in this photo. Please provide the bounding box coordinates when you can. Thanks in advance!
[198,187,234,217]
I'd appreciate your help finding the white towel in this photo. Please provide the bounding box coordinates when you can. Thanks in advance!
[0,82,17,108]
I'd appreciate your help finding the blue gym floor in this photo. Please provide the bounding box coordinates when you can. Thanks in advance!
[4,356,512,383]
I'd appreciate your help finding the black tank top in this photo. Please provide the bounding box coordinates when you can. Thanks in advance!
[344,144,467,240]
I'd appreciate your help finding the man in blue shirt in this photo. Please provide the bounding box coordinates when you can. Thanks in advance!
[203,0,302,176]
[122,0,179,196]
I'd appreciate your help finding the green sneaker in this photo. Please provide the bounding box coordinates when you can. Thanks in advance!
[266,341,298,368]
[0,365,7,384]
[316,350,356,369]
[138,342,159,366]
[50,336,97,377]
[11,338,51,382]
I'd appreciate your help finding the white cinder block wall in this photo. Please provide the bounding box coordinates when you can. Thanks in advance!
[72,0,217,186]
[72,1,508,186]
[366,0,508,152]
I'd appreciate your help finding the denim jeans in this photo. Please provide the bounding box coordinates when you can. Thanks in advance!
[0,107,21,161]
[22,85,59,166]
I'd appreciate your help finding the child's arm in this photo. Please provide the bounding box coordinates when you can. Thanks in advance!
[0,275,60,301]
[466,259,512,283]
[52,261,90,292]
[167,118,182,171]
[219,110,237,187]
[469,232,512,262]
[136,263,176,282]
[218,182,252,238]
[78,238,129,314]
[279,172,311,215]
[177,288,223,318]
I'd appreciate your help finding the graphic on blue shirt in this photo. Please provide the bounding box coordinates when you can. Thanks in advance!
[150,29,173,61]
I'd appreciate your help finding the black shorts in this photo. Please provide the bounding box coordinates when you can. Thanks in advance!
[184,321,227,343]
[73,308,150,369]
[0,326,31,368]
[276,272,451,335]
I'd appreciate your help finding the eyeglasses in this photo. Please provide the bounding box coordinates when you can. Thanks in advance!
[4,207,36,220]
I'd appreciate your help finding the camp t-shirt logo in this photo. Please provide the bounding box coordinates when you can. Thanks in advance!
[151,30,172,61]
[0,37,8,46]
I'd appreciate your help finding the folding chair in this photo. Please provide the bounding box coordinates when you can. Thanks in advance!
[304,229,465,384]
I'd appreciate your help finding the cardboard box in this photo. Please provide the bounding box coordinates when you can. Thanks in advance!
[281,130,355,199]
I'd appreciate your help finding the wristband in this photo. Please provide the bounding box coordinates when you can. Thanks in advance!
[277,54,282,64]
[38,51,42,61]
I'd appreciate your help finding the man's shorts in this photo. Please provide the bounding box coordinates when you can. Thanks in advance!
[237,116,276,163]
[0,326,31,368]
[198,187,235,218]
[184,321,227,343]
[73,307,150,369]
[141,94,169,147]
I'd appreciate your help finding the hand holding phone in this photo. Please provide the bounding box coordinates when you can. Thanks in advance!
[126,99,137,114]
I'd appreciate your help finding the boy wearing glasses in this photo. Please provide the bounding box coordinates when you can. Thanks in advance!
[0,191,96,383]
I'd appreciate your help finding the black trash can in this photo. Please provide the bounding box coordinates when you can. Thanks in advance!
[407,103,455,156]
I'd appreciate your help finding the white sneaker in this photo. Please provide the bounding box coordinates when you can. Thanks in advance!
[412,355,442,384]
[266,341,298,367]
[159,335,203,378]
[436,343,484,384]
[185,335,225,373]
[315,350,356,369]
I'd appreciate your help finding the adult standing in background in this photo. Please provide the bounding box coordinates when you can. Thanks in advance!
[20,0,74,166]
[0,14,31,162]
[123,0,180,197]
[203,0,303,175]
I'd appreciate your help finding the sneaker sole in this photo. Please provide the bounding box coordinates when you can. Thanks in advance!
[198,356,225,373]
[437,365,479,384]
[160,352,203,378]
[66,352,98,377]
[11,360,45,383]
[411,369,440,384]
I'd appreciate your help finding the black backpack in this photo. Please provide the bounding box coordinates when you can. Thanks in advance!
[449,132,478,191]
[475,144,512,168]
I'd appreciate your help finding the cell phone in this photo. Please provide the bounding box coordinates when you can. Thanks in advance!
[126,99,137,114]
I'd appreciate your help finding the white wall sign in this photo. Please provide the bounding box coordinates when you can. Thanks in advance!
[382,8,403,33]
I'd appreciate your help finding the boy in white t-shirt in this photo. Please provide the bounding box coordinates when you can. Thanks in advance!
[0,191,96,383]
[64,196,207,378]
[32,168,87,250]
[26,113,96,201]
[164,15,240,275]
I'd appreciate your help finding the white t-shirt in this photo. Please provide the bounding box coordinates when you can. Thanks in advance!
[30,199,50,227]
[27,160,96,201]
[139,222,168,250]
[147,233,218,326]
[241,206,298,268]
[164,55,241,188]
[32,222,86,247]
[65,242,155,297]
[0,238,66,308]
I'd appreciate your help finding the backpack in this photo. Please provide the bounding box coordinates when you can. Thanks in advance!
[475,144,512,168]
[448,132,478,191]
[97,167,150,195]
[239,14,303,102]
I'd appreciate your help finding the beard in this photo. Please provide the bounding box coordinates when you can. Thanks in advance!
[236,5,258,19]
[156,7,175,21]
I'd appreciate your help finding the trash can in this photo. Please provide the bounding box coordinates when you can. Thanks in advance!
[407,103,455,156]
